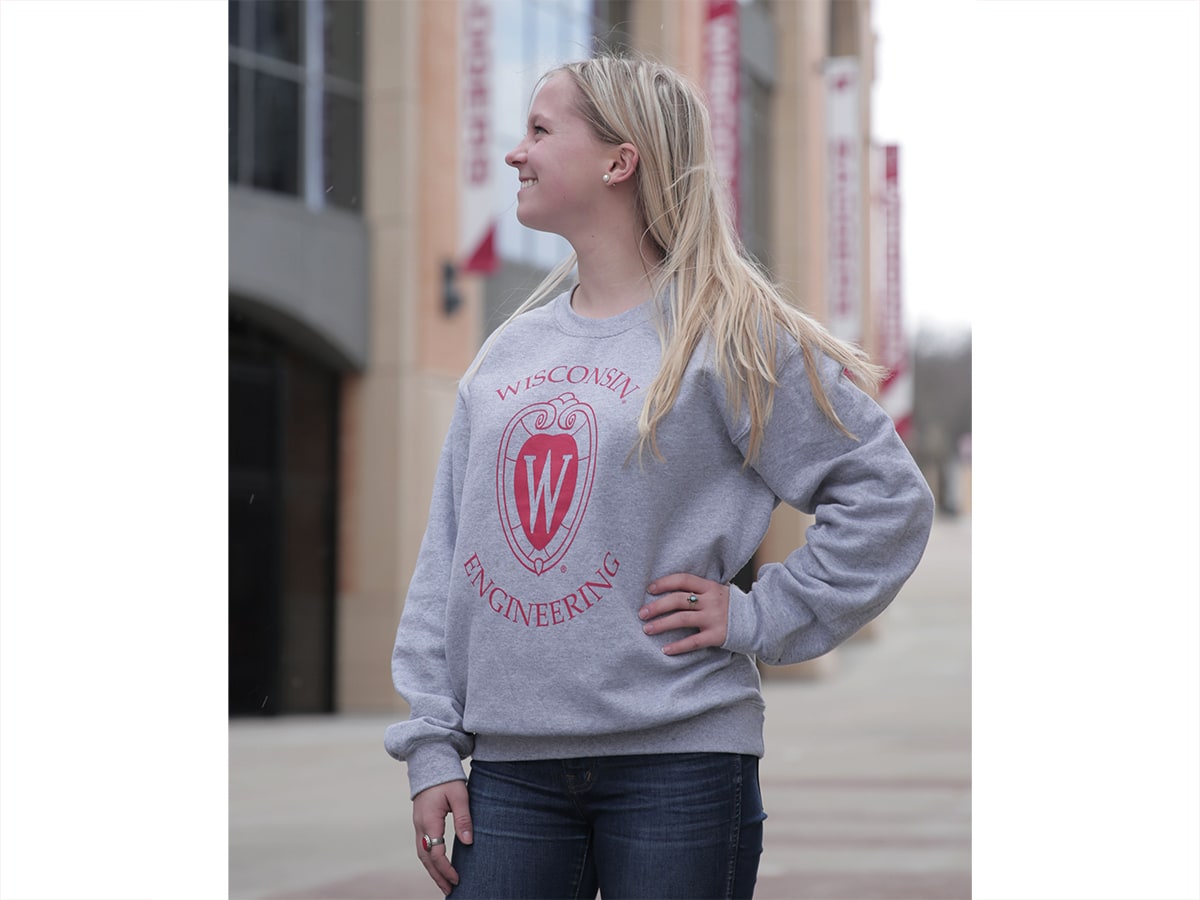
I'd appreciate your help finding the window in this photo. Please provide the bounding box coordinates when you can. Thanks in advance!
[229,0,363,213]
[593,0,633,54]
[492,0,597,270]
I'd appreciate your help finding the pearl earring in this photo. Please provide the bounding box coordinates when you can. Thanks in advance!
[602,173,611,183]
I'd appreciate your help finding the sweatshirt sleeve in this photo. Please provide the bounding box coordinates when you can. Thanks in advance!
[384,390,476,798]
[720,348,935,665]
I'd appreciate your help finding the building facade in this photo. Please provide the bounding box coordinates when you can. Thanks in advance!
[229,0,886,716]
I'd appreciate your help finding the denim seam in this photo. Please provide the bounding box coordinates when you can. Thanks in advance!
[570,832,594,900]
[561,760,596,899]
[724,755,744,899]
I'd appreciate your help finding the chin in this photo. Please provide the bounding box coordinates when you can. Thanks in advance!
[515,210,559,238]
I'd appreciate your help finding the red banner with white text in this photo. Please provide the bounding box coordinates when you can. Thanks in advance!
[460,0,497,273]
[872,143,911,438]
[704,0,740,231]
[825,57,861,343]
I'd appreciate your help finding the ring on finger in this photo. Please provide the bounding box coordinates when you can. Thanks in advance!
[422,834,446,851]
[686,593,699,605]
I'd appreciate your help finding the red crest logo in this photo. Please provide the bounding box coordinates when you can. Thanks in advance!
[496,393,597,575]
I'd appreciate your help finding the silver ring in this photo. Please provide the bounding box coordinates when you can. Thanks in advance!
[422,834,446,851]
[687,593,699,605]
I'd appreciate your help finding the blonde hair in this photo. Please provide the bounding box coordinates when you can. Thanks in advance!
[476,55,885,463]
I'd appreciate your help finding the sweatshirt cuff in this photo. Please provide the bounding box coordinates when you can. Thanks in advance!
[722,583,758,658]
[405,742,468,800]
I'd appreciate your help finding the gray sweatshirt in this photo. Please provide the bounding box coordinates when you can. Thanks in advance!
[386,290,934,798]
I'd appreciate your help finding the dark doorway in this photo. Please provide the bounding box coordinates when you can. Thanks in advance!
[229,311,338,715]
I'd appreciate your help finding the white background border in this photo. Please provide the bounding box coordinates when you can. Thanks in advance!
[1,1,1197,898]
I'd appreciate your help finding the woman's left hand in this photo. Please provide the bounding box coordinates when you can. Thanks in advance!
[640,575,730,655]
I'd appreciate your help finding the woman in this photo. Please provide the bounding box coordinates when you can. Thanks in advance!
[386,55,934,898]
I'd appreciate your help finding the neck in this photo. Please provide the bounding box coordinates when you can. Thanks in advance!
[570,229,664,319]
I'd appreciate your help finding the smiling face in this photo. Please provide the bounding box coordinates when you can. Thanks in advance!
[504,74,615,239]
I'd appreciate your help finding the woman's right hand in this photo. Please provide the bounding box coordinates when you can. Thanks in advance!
[412,780,474,895]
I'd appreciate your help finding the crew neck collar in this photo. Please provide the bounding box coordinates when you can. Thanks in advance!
[553,286,661,337]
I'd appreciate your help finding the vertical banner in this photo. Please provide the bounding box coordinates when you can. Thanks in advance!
[873,143,912,438]
[825,57,861,343]
[459,0,497,273]
[704,0,740,231]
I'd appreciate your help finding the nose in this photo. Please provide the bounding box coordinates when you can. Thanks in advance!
[505,137,527,168]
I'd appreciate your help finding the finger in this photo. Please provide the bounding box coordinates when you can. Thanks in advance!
[663,630,723,655]
[413,799,459,893]
[662,619,724,657]
[445,781,474,844]
[428,843,459,894]
[643,608,705,633]
[412,780,471,895]
[418,849,455,896]
[639,598,683,621]
[645,610,725,645]
[416,830,458,893]
[640,586,701,616]
[648,602,727,649]
[646,573,708,596]
[640,590,705,623]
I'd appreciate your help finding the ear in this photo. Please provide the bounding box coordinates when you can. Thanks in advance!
[605,143,639,186]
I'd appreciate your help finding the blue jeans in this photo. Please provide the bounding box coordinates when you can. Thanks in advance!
[449,753,765,899]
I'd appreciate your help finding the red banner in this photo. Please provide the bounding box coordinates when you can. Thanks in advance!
[875,144,911,438]
[825,58,861,343]
[880,146,904,374]
[704,0,740,231]
[460,0,497,273]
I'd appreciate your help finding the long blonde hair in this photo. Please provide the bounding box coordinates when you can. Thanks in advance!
[476,55,885,463]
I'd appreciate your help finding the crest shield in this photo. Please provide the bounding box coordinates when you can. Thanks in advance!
[496,393,597,575]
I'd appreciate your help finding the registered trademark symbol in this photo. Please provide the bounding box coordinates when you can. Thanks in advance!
[560,565,567,573]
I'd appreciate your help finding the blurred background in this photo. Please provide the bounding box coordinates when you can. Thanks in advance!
[227,0,970,722]
[227,0,971,896]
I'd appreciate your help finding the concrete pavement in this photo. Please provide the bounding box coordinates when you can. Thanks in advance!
[230,514,970,900]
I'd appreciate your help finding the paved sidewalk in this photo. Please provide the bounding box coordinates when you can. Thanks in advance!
[231,515,970,900]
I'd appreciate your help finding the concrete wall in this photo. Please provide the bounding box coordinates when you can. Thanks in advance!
[229,188,369,372]
[336,0,482,713]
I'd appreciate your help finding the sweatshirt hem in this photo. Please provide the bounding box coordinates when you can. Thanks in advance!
[470,701,766,762]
